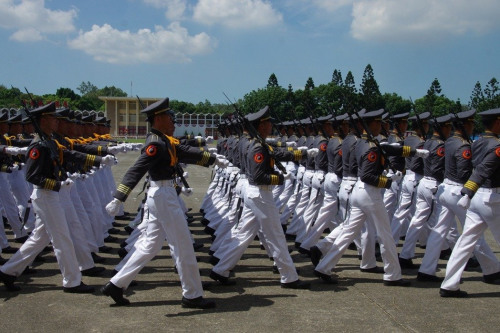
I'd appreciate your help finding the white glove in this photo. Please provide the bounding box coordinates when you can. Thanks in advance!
[283,172,293,181]
[286,142,297,147]
[181,187,193,197]
[3,146,23,155]
[415,149,430,158]
[107,145,121,154]
[382,169,388,176]
[101,155,116,166]
[106,198,123,217]
[206,136,214,144]
[297,146,308,151]
[11,163,19,171]
[390,171,403,182]
[215,155,229,168]
[60,178,74,189]
[208,147,218,153]
[457,194,471,209]
[194,136,202,140]
[183,171,189,179]
[307,148,319,158]
[265,138,277,145]
[133,143,143,150]
[380,142,400,147]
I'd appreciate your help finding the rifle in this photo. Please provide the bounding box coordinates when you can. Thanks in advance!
[136,95,190,188]
[409,97,428,140]
[223,92,287,174]
[450,110,473,144]
[304,103,328,138]
[21,87,66,178]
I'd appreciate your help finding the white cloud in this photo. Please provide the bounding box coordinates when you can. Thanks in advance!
[350,0,500,42]
[142,0,187,20]
[311,0,353,13]
[67,22,216,64]
[0,0,76,42]
[192,0,283,28]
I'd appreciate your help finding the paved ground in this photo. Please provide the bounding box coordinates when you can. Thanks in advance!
[1,150,499,333]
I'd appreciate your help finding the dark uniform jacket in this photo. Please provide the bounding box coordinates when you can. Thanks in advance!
[423,134,446,182]
[114,128,215,202]
[444,134,472,184]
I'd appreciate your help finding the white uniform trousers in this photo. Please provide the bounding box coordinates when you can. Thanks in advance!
[0,173,28,239]
[1,188,82,288]
[70,178,99,253]
[399,177,439,260]
[420,181,499,276]
[276,162,299,211]
[287,169,314,236]
[383,171,402,220]
[315,181,402,281]
[280,165,305,226]
[441,188,500,291]
[200,167,220,212]
[300,173,341,250]
[212,185,299,283]
[6,168,35,231]
[111,182,204,299]
[390,172,421,242]
[77,177,106,247]
[296,171,326,244]
[59,186,95,271]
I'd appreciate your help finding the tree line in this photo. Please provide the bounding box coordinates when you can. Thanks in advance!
[1,65,499,125]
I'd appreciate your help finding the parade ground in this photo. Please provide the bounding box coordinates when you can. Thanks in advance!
[1,150,499,333]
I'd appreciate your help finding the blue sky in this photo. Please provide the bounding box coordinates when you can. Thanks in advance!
[1,0,499,106]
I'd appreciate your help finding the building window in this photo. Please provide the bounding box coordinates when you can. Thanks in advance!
[129,114,136,123]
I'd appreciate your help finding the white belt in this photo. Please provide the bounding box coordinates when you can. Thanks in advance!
[343,176,357,181]
[315,170,326,175]
[256,185,273,191]
[477,187,500,193]
[406,170,415,176]
[150,180,174,187]
[423,176,437,182]
[443,178,463,186]
[239,174,247,179]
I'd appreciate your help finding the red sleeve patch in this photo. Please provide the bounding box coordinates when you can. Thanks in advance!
[367,151,377,162]
[496,147,500,158]
[145,145,157,157]
[462,149,471,159]
[319,142,327,151]
[338,149,342,156]
[254,153,264,163]
[29,148,40,160]
[437,147,445,157]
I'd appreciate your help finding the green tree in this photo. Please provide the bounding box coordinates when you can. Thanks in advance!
[56,87,79,100]
[469,81,484,109]
[383,93,411,115]
[331,69,343,86]
[360,64,383,110]
[77,81,98,96]
[267,73,279,88]
[99,86,127,97]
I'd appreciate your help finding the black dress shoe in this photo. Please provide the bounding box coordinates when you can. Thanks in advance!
[81,266,106,277]
[112,222,119,227]
[417,272,443,282]
[285,233,296,241]
[124,226,134,235]
[104,235,118,243]
[99,245,112,253]
[118,248,128,259]
[209,270,236,286]
[199,208,204,213]
[347,242,357,251]
[483,271,500,284]
[22,267,37,275]
[439,288,468,298]
[92,252,106,264]
[464,257,480,271]
[383,279,411,287]
[193,242,204,252]
[0,255,7,265]
[298,247,311,256]
[439,248,452,260]
[204,226,216,236]
[0,271,20,291]
[108,228,120,235]
[209,255,220,266]
[101,282,130,305]
[313,270,338,284]
[281,279,311,289]
[208,250,215,256]
[360,266,384,274]
[34,254,45,262]
[398,256,419,269]
[200,218,210,226]
[1,246,17,254]
[294,242,301,249]
[186,217,195,224]
[181,296,216,309]
[14,235,29,243]
[310,246,322,267]
[63,282,95,293]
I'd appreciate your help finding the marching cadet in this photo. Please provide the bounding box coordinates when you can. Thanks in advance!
[313,109,429,286]
[398,114,452,269]
[102,97,228,308]
[0,102,110,293]
[209,106,313,289]
[440,108,500,297]
[390,112,430,243]
[418,109,499,282]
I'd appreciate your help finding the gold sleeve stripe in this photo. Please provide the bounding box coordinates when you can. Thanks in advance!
[85,155,96,169]
[294,150,302,161]
[288,147,293,151]
[1,165,8,172]
[198,138,202,146]
[117,184,132,196]
[196,151,211,166]
[464,180,479,193]
[270,174,279,185]
[377,176,388,188]
[43,178,57,190]
[98,146,103,156]
[402,146,411,157]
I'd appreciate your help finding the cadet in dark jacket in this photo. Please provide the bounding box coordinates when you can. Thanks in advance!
[102,98,227,309]
[440,108,500,297]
